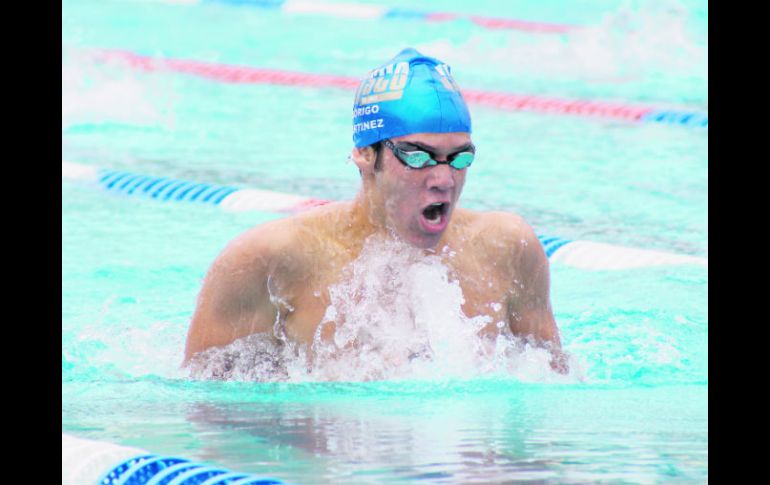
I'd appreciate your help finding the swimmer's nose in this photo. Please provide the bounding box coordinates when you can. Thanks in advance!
[425,163,456,191]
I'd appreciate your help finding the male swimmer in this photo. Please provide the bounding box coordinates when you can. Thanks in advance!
[184,48,567,375]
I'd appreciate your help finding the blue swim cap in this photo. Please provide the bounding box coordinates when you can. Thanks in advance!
[352,48,472,148]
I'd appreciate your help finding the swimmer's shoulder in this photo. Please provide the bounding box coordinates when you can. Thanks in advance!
[216,201,355,273]
[454,207,536,241]
[290,200,353,226]
[224,217,299,260]
[212,215,306,281]
[453,208,543,261]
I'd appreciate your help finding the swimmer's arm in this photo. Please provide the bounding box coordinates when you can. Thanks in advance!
[503,218,568,373]
[183,225,289,364]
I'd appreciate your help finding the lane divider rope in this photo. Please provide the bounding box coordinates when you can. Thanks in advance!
[62,433,285,485]
[83,49,708,128]
[63,160,708,270]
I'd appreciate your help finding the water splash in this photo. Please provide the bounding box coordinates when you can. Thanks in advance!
[187,234,584,383]
[62,48,176,132]
[419,0,706,103]
[68,318,189,381]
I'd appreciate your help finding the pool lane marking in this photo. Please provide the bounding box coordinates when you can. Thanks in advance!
[167,0,577,34]
[85,49,707,128]
[62,160,708,270]
[62,433,285,485]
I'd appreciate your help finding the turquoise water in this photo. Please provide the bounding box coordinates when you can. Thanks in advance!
[62,0,707,483]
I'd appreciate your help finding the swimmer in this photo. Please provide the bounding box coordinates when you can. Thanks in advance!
[184,48,567,374]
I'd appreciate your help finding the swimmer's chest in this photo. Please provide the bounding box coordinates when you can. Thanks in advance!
[448,252,512,334]
[281,249,512,345]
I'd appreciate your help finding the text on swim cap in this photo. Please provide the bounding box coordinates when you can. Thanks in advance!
[434,64,460,92]
[352,118,385,134]
[352,104,380,117]
[354,62,410,106]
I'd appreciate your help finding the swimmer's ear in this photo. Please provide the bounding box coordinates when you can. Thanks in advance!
[351,146,376,176]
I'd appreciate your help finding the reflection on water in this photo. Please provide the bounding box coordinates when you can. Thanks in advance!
[185,389,554,483]
[180,383,707,484]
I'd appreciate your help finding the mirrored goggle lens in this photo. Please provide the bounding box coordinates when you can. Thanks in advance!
[448,151,474,169]
[400,150,474,169]
[400,150,433,168]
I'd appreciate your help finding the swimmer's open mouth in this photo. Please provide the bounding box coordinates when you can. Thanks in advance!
[422,202,449,225]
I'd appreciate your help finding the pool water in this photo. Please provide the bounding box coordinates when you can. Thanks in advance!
[62,0,708,483]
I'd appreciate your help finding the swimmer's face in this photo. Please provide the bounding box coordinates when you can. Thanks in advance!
[374,132,471,249]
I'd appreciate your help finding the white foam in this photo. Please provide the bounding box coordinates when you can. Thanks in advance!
[73,318,189,381]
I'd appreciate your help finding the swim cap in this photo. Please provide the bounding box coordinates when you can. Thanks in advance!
[352,48,472,148]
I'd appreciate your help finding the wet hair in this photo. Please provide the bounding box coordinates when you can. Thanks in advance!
[354,142,384,177]
[371,141,383,171]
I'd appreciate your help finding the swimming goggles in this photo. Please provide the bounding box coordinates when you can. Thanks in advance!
[382,139,475,169]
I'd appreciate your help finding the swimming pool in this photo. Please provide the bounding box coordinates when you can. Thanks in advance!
[62,0,708,483]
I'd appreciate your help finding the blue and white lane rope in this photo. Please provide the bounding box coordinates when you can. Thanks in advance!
[63,160,707,270]
[639,110,709,128]
[62,433,285,485]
